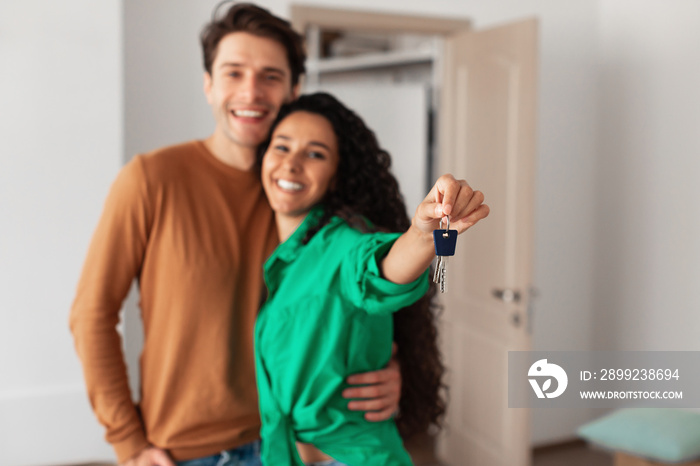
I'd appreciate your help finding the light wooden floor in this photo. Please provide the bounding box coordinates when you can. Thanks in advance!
[533,440,613,466]
[405,436,614,466]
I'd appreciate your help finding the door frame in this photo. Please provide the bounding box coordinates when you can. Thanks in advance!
[291,5,472,35]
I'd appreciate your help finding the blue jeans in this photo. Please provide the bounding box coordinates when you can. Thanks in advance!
[174,440,346,466]
[176,440,262,466]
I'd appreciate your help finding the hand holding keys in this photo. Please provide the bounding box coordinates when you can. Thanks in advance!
[392,174,487,293]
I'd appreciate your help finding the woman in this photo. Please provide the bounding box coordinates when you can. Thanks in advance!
[254,93,488,465]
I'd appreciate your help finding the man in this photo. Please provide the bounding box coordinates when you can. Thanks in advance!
[70,4,402,465]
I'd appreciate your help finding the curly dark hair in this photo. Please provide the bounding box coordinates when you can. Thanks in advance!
[200,1,306,87]
[257,92,446,438]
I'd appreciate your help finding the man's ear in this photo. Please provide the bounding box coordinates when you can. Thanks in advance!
[290,82,301,101]
[203,72,213,104]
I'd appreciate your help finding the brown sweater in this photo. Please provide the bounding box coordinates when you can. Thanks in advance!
[69,141,277,462]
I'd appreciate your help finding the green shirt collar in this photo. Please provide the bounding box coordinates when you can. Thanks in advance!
[268,204,327,266]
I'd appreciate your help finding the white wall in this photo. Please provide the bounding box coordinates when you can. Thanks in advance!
[594,0,700,351]
[0,0,121,464]
[124,0,213,157]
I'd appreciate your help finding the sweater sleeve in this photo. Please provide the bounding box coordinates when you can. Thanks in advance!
[69,156,152,463]
[341,231,430,315]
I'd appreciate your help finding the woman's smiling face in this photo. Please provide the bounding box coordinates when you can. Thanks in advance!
[262,111,340,221]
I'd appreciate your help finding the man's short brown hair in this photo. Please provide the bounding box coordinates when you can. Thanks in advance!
[200,2,306,87]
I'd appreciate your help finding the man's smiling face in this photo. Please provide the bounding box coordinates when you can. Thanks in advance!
[204,32,297,151]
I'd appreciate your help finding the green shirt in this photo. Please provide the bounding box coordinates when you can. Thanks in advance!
[254,207,429,466]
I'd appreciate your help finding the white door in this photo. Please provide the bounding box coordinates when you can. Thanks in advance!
[435,19,538,466]
[304,84,429,217]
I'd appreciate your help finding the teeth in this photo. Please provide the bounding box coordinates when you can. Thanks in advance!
[233,109,264,118]
[277,179,304,191]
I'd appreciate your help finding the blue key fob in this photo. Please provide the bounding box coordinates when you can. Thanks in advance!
[433,229,457,256]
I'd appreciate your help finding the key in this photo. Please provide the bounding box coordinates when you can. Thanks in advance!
[433,216,457,293]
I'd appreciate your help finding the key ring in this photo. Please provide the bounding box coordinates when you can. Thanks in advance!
[440,216,450,238]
